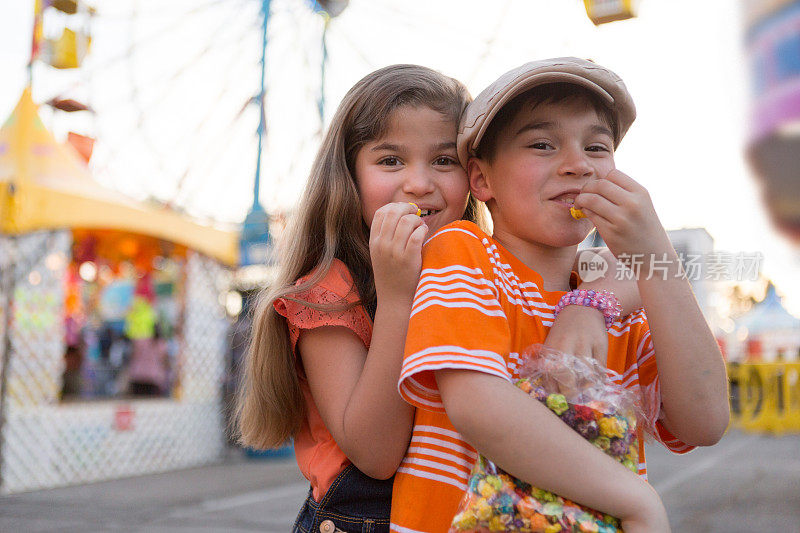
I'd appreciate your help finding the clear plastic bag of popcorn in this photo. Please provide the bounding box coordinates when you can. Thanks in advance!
[449,345,648,533]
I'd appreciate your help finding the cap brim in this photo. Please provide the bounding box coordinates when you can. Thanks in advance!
[469,72,614,160]
[457,57,636,169]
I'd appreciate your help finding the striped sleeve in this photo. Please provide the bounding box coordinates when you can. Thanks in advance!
[632,313,696,455]
[398,223,512,412]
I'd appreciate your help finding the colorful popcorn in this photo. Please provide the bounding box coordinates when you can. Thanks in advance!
[450,346,644,533]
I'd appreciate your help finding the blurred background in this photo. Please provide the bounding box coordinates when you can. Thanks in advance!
[0,0,799,530]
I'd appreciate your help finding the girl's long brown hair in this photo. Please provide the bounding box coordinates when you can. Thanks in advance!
[235,65,487,449]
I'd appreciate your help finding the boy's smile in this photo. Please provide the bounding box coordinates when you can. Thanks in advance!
[550,189,583,208]
[469,98,615,258]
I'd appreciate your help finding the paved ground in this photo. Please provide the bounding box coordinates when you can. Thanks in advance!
[0,448,307,533]
[0,429,798,532]
[645,430,800,532]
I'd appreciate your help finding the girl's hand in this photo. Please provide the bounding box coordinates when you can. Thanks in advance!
[369,202,429,303]
[575,170,674,264]
[544,304,608,366]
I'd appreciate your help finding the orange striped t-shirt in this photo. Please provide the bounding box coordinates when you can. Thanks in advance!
[390,221,694,533]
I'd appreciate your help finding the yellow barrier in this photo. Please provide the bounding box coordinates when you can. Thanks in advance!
[727,362,800,434]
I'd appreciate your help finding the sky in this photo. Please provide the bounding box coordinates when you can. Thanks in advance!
[2,0,800,315]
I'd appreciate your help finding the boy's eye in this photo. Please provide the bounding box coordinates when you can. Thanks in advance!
[586,145,610,153]
[378,156,401,166]
[433,156,458,166]
[529,142,554,150]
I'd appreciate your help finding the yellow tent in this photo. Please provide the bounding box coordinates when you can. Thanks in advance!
[0,89,238,266]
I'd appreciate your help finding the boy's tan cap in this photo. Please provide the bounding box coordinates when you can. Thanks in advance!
[457,57,636,167]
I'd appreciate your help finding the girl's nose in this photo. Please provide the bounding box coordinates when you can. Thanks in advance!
[402,166,436,195]
[557,148,593,178]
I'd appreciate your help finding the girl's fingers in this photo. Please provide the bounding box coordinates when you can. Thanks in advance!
[372,205,426,261]
[405,223,429,255]
[394,214,426,252]
[371,203,418,242]
[395,202,423,217]
[369,209,385,246]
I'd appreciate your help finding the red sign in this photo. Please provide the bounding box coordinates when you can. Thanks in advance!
[114,405,135,431]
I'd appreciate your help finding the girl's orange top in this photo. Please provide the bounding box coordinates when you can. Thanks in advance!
[273,259,372,502]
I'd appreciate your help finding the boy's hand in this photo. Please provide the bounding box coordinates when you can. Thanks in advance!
[575,170,673,264]
[544,305,608,367]
[620,485,672,533]
[369,202,429,303]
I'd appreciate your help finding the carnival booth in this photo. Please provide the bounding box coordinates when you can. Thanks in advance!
[727,284,800,434]
[0,90,238,494]
[734,284,800,362]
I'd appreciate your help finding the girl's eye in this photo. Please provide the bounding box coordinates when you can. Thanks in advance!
[378,156,401,166]
[433,156,458,166]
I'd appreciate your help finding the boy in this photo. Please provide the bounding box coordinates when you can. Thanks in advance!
[390,58,730,533]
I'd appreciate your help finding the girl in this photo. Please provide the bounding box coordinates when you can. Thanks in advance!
[236,65,641,533]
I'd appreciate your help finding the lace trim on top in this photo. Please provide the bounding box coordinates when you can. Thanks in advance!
[274,261,372,355]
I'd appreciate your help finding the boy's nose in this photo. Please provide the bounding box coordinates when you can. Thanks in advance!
[557,149,593,178]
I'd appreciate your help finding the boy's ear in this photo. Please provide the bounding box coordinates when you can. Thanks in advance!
[467,157,494,203]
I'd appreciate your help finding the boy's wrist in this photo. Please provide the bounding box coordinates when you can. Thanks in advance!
[551,303,606,326]
[554,289,621,330]
[626,248,685,284]
[614,233,682,282]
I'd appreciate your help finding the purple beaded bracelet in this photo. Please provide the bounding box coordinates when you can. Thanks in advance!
[553,289,622,330]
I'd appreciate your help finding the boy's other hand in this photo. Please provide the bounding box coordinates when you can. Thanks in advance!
[574,170,673,262]
[544,305,608,367]
[620,483,672,533]
[369,202,429,303]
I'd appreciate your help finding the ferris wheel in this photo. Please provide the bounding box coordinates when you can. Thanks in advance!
[31,0,348,242]
[29,0,638,265]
